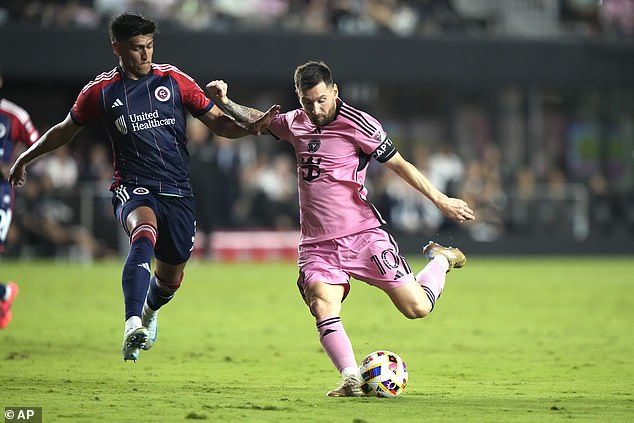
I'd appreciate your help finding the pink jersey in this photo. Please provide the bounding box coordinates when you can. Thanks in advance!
[268,100,398,245]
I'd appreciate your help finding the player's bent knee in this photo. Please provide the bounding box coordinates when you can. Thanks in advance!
[309,297,341,320]
[400,303,432,319]
[155,272,183,294]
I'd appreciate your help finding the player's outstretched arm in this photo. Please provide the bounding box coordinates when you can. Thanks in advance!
[205,80,279,135]
[198,103,279,139]
[384,152,475,223]
[9,114,81,187]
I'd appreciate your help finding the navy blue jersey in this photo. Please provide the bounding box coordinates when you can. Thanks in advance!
[0,98,39,166]
[0,97,38,252]
[70,64,213,197]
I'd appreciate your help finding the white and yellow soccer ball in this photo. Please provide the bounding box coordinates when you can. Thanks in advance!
[359,350,408,398]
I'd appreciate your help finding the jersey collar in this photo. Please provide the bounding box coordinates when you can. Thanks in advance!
[117,64,154,82]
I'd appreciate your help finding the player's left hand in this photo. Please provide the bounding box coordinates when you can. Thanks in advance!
[441,197,475,222]
[205,80,228,104]
[248,104,280,135]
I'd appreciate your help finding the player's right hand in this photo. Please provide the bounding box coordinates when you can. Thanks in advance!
[8,160,27,187]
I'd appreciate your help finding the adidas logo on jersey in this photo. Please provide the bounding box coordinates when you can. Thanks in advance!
[112,98,123,108]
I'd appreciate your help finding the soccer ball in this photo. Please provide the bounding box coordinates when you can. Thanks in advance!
[359,350,408,398]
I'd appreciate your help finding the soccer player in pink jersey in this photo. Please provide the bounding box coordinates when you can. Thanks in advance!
[0,66,40,329]
[9,13,278,361]
[207,61,475,396]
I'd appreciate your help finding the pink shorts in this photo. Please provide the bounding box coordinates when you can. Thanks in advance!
[297,227,413,300]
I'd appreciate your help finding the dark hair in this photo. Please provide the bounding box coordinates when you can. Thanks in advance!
[294,61,333,91]
[110,12,156,42]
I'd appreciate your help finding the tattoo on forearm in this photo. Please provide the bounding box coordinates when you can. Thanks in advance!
[217,99,263,124]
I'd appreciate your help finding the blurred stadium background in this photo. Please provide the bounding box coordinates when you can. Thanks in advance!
[0,0,633,260]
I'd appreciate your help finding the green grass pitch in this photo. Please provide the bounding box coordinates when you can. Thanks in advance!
[1,256,633,422]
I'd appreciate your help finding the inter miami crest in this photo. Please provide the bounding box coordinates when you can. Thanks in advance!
[307,138,321,153]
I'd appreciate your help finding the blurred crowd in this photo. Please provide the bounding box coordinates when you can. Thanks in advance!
[6,142,115,260]
[1,0,634,39]
[2,0,633,260]
[6,107,633,260]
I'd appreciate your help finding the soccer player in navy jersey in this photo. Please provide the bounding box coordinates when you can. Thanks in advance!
[0,66,40,329]
[9,12,278,361]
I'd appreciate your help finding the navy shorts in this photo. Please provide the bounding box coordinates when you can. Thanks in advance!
[0,180,15,252]
[112,185,196,265]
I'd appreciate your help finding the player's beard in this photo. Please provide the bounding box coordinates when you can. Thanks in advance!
[309,110,336,127]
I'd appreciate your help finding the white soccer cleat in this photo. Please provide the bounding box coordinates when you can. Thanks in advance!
[141,305,158,351]
[423,241,467,271]
[326,375,364,397]
[122,326,149,362]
